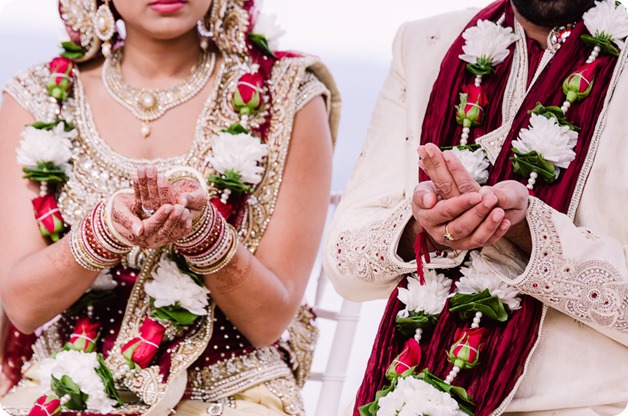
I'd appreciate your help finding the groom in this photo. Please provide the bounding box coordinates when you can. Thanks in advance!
[325,0,628,414]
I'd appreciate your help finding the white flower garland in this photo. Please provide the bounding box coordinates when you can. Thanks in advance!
[251,12,286,51]
[459,19,519,67]
[16,122,75,172]
[450,147,490,184]
[208,132,269,186]
[456,251,522,312]
[583,0,628,51]
[145,256,210,316]
[397,270,451,318]
[38,350,117,413]
[377,377,465,416]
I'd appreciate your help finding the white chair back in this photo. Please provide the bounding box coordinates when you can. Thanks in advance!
[306,193,362,416]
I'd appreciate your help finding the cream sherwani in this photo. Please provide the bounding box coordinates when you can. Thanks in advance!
[324,9,628,415]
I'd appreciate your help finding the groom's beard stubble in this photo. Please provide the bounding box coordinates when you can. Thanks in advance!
[510,0,596,27]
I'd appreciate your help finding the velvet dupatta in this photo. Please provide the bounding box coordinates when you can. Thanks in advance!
[354,1,619,414]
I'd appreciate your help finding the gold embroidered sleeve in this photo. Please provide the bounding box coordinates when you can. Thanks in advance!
[506,197,628,346]
[295,71,330,114]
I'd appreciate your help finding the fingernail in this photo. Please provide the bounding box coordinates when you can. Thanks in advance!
[501,220,510,230]
[423,194,430,206]
[484,195,496,208]
[425,146,434,158]
[185,219,192,229]
[493,210,504,222]
[469,193,482,204]
[163,204,172,214]
[174,205,184,215]
[132,223,142,236]
[443,151,451,162]
[184,209,190,217]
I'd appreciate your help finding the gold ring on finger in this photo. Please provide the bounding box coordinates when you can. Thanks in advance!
[443,223,456,242]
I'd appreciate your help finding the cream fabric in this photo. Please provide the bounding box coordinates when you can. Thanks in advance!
[324,9,628,415]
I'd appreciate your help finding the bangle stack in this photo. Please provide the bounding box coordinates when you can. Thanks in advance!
[70,202,132,271]
[175,203,238,275]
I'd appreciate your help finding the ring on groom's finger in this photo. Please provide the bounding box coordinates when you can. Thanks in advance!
[141,205,155,216]
[443,223,456,242]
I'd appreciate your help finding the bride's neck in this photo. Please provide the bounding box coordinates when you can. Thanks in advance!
[118,29,202,87]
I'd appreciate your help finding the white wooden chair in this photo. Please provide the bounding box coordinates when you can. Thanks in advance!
[306,193,362,416]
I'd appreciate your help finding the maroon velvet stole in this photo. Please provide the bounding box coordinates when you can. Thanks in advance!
[354,1,618,415]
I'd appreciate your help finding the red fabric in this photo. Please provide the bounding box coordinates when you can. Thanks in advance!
[355,0,619,414]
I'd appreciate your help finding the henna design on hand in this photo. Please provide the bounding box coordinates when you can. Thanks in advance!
[211,248,249,293]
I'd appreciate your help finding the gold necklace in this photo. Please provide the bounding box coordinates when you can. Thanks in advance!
[102,50,216,138]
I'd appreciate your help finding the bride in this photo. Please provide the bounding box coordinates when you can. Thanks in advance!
[0,0,339,414]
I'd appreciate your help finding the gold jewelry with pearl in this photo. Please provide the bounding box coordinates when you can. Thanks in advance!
[102,50,216,138]
[93,0,115,57]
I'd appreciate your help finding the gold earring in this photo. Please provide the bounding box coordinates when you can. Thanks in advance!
[94,0,116,57]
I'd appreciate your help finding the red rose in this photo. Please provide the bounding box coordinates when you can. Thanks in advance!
[562,60,600,103]
[456,84,488,128]
[47,56,76,100]
[32,194,65,242]
[447,326,486,370]
[65,317,100,353]
[211,197,233,220]
[386,338,422,378]
[232,72,264,115]
[28,395,61,416]
[121,318,165,369]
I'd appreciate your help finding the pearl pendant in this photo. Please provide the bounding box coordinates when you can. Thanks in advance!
[141,123,151,138]
[140,91,157,109]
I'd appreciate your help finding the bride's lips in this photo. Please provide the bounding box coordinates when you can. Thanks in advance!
[148,0,187,13]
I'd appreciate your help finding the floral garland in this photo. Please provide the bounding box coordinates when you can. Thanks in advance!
[20,12,287,416]
[363,1,628,415]
[510,0,628,192]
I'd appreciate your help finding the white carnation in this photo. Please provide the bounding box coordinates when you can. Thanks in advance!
[38,350,117,413]
[377,376,464,416]
[512,114,578,176]
[397,271,452,318]
[459,20,519,66]
[208,132,269,185]
[451,147,489,184]
[456,251,522,312]
[252,12,286,50]
[145,256,210,316]
[89,270,118,291]
[16,122,75,170]
[583,0,628,50]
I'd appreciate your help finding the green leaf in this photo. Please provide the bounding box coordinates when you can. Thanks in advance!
[208,172,252,194]
[95,354,123,405]
[22,163,67,183]
[28,119,75,132]
[510,148,557,183]
[67,290,117,316]
[249,33,277,58]
[151,301,199,328]
[222,123,250,135]
[529,103,580,131]
[417,369,476,415]
[395,311,438,338]
[60,41,85,60]
[581,34,620,57]
[51,374,88,411]
[466,62,494,76]
[358,377,400,416]
[449,289,509,322]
